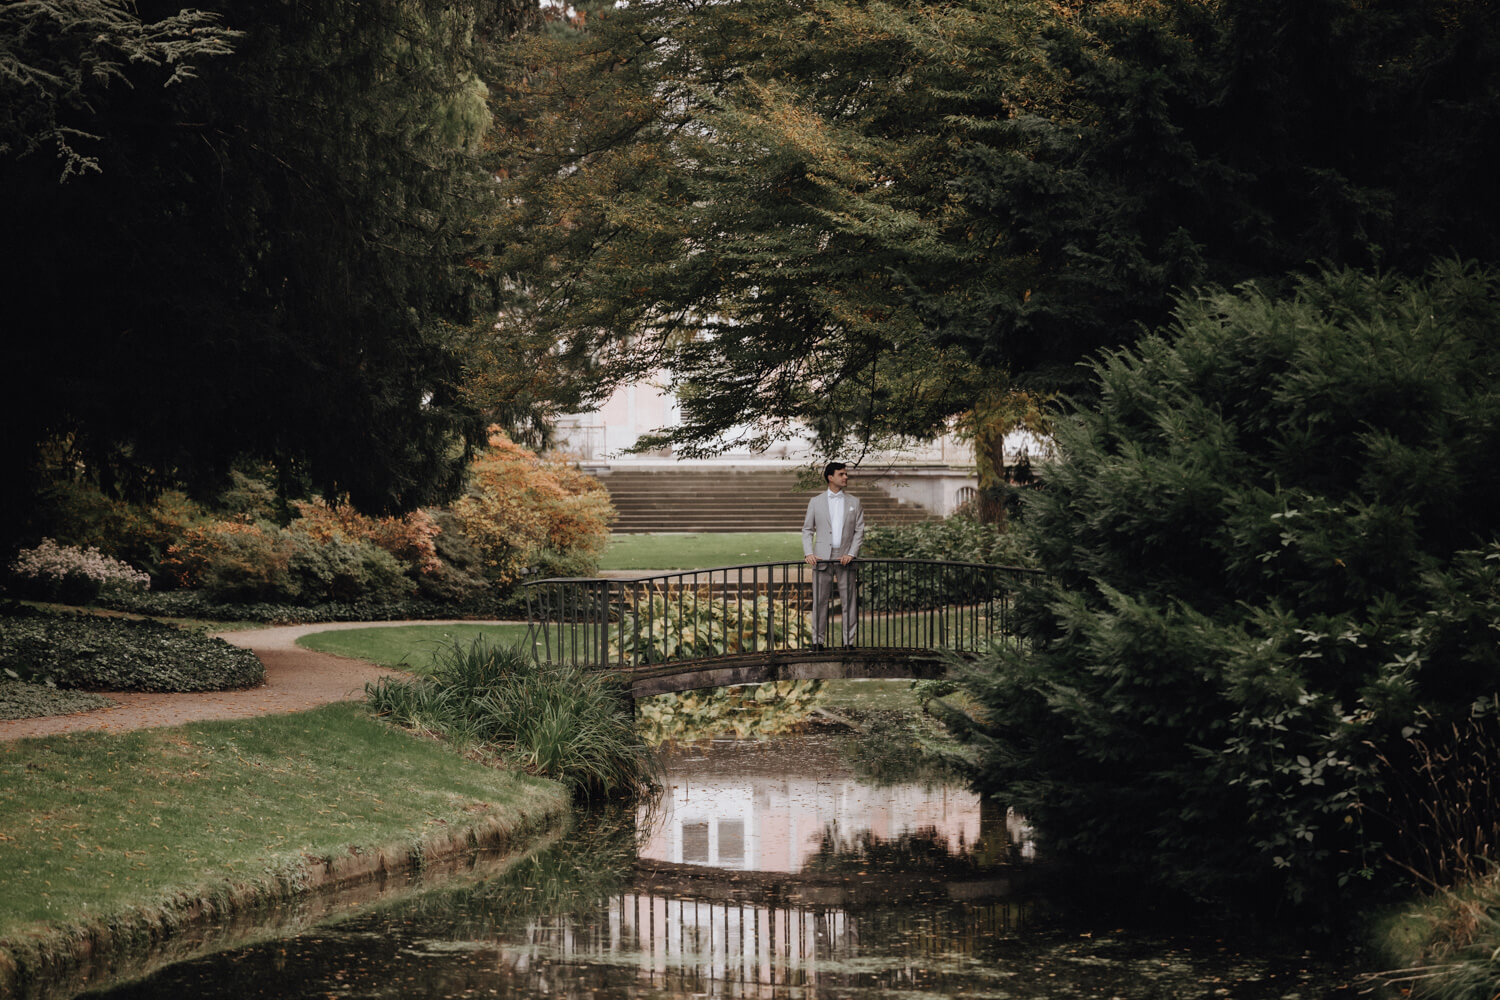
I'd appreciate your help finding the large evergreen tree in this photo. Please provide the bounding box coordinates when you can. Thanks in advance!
[0,0,532,547]
[949,260,1500,913]
[936,0,1500,392]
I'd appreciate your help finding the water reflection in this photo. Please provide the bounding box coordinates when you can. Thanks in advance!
[76,735,1358,1000]
[640,733,1033,873]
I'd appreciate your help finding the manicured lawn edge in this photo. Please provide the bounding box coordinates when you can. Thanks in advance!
[0,811,569,1000]
[0,707,571,998]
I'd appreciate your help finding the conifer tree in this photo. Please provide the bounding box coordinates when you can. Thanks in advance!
[0,0,533,547]
[950,260,1500,912]
[936,0,1500,392]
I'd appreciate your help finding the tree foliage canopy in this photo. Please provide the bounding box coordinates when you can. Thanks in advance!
[479,0,1046,456]
[950,260,1500,912]
[0,0,533,548]
[483,0,1500,450]
[0,0,240,179]
[935,0,1500,391]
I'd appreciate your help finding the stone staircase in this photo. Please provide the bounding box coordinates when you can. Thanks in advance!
[599,469,937,533]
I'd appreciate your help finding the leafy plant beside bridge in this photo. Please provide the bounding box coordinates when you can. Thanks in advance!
[608,590,814,665]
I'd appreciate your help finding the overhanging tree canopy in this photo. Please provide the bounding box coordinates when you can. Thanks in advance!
[478,0,1047,457]
[1,0,535,547]
[482,0,1500,450]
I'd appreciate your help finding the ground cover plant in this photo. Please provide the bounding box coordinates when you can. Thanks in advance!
[599,532,803,571]
[0,605,263,693]
[0,702,568,952]
[0,680,115,721]
[297,623,535,672]
[636,680,825,743]
[366,638,654,799]
[948,260,1500,916]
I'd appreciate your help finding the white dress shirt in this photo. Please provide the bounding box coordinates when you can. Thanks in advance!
[827,489,846,548]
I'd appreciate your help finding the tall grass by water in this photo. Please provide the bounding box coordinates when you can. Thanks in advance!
[366,638,655,799]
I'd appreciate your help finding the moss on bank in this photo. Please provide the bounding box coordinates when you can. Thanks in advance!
[0,702,569,995]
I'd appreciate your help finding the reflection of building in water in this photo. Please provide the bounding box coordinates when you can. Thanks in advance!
[502,891,1028,998]
[642,774,982,872]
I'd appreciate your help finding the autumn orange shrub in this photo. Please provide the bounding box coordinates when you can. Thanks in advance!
[451,428,615,586]
[162,520,294,599]
[291,498,442,575]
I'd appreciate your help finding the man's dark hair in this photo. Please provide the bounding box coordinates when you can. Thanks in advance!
[823,461,847,482]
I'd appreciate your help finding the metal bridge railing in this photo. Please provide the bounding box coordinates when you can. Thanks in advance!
[522,559,1044,670]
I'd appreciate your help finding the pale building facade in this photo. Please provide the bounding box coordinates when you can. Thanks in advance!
[552,374,1048,517]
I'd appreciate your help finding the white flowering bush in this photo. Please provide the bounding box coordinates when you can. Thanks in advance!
[9,538,151,604]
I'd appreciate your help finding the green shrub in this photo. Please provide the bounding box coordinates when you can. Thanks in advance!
[413,510,490,602]
[608,590,813,664]
[857,519,1038,613]
[0,606,265,691]
[286,532,415,603]
[215,468,284,521]
[164,518,420,605]
[367,638,654,798]
[166,520,295,600]
[26,478,209,582]
[950,260,1500,915]
[862,515,1037,568]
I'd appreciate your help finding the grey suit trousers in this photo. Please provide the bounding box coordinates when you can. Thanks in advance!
[812,541,858,646]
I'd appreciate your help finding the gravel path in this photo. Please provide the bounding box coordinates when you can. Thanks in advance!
[0,620,520,741]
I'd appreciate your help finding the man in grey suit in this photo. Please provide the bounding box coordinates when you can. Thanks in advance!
[802,461,865,650]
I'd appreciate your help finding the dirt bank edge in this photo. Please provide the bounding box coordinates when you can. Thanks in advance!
[0,785,571,998]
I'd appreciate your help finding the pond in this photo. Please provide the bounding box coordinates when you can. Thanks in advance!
[79,732,1366,999]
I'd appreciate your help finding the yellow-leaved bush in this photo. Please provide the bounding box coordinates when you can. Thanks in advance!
[450,428,615,586]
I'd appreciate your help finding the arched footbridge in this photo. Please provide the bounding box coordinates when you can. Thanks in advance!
[523,559,1043,699]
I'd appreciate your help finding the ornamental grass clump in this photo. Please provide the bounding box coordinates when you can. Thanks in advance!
[7,538,150,604]
[367,638,654,799]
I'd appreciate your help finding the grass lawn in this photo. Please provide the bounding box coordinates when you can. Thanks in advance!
[600,532,803,570]
[297,624,535,673]
[0,702,565,948]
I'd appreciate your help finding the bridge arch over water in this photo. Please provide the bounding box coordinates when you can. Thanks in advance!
[523,559,1041,697]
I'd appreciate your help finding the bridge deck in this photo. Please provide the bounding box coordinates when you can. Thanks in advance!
[524,558,1043,692]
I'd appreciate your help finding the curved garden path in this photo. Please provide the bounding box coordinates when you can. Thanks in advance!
[0,621,517,741]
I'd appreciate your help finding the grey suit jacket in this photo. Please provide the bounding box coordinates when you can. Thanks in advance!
[802,492,865,561]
